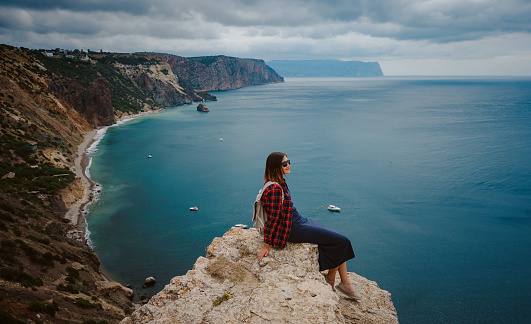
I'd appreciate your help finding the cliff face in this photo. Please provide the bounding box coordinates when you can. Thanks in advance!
[157,54,284,91]
[49,76,116,127]
[123,228,398,324]
[112,61,212,107]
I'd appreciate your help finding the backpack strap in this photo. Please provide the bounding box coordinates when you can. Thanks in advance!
[260,181,284,202]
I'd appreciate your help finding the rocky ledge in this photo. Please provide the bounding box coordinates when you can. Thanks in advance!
[122,228,398,323]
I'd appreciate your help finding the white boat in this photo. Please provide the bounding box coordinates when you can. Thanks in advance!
[189,206,198,211]
[232,224,248,229]
[327,205,341,212]
[147,155,152,158]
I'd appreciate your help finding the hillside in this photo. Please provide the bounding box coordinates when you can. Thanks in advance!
[267,59,384,77]
[0,44,283,323]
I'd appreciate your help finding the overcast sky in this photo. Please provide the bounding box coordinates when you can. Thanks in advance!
[1,0,530,75]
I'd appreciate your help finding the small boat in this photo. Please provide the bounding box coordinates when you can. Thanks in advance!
[327,205,341,212]
[219,138,223,141]
[232,224,248,229]
[147,155,152,158]
[189,206,198,211]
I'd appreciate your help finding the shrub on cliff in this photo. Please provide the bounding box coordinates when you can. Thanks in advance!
[27,300,58,317]
[74,297,102,310]
[0,268,43,287]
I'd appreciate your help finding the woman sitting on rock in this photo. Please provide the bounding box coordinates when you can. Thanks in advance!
[257,151,360,299]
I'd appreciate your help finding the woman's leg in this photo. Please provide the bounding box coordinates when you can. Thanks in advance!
[328,266,338,286]
[335,262,361,300]
[338,262,354,291]
[328,263,353,289]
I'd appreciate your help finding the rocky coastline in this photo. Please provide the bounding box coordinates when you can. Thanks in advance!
[0,44,396,323]
[0,45,284,322]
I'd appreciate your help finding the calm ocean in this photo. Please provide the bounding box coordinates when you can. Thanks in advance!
[86,76,531,323]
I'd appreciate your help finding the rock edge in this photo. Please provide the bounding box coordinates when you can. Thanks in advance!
[122,228,398,323]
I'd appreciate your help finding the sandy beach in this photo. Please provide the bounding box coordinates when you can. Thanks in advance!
[65,128,99,230]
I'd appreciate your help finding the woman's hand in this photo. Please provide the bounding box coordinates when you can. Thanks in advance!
[257,243,270,263]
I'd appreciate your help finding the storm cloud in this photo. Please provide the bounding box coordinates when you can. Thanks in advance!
[1,0,530,75]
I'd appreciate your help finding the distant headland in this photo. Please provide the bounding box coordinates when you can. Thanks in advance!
[267,59,384,77]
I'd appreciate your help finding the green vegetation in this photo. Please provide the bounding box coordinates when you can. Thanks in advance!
[189,56,219,66]
[27,300,58,317]
[0,308,25,324]
[67,266,81,280]
[0,268,43,287]
[0,159,75,195]
[97,55,159,66]
[16,240,56,267]
[213,293,233,306]
[39,55,99,87]
[75,297,102,310]
[57,283,80,294]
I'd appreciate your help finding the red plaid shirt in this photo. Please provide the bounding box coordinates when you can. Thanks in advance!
[261,182,293,248]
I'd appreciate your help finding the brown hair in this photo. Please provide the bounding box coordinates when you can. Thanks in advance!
[264,152,287,184]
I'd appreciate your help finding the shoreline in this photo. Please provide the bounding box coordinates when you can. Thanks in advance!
[64,108,165,283]
[65,128,99,230]
[65,109,165,235]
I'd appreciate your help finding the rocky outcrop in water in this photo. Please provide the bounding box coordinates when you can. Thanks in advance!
[197,103,209,112]
[122,228,398,324]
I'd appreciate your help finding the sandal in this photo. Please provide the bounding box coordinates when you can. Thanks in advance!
[336,282,361,300]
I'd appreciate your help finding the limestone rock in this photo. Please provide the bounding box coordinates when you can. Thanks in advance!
[96,280,134,300]
[122,228,398,324]
[2,171,15,179]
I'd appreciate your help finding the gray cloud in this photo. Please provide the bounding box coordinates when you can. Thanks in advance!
[0,0,152,15]
[0,0,530,74]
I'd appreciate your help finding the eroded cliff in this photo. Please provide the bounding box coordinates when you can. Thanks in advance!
[123,228,398,324]
[156,54,284,91]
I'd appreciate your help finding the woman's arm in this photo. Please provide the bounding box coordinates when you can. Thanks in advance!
[262,184,291,249]
[257,243,269,262]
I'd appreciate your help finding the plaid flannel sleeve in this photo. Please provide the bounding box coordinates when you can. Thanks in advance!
[261,184,292,249]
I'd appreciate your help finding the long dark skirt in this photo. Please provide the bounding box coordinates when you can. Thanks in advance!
[288,207,355,271]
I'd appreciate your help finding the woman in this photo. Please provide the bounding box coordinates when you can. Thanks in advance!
[257,152,360,299]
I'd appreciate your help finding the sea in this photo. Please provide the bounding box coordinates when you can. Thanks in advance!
[85,76,531,323]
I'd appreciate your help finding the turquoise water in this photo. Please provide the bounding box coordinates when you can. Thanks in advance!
[86,77,531,323]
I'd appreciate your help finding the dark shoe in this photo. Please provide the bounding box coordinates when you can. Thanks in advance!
[321,272,335,291]
[336,282,360,300]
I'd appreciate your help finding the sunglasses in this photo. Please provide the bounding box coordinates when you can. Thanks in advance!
[281,160,291,167]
